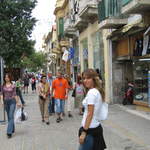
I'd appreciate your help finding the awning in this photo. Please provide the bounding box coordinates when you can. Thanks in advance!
[107,23,145,40]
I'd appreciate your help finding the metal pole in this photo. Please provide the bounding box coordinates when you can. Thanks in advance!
[0,57,6,124]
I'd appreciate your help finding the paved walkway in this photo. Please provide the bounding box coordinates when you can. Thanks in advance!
[0,90,150,150]
[0,91,81,150]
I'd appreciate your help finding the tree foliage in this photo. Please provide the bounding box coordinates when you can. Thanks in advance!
[0,0,37,67]
[21,51,47,72]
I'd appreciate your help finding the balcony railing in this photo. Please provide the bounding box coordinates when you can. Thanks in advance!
[122,0,150,14]
[98,0,128,29]
[79,0,98,14]
[64,15,74,31]
[74,14,88,32]
[64,14,77,37]
[98,0,122,22]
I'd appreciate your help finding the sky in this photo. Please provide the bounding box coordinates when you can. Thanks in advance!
[31,0,56,51]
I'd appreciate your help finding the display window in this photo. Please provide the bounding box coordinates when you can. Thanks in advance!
[133,60,150,103]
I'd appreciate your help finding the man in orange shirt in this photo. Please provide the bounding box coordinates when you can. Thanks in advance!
[51,71,69,123]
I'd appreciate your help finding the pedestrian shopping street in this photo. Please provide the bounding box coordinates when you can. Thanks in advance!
[0,89,150,150]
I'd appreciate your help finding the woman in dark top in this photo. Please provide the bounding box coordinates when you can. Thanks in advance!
[0,74,20,138]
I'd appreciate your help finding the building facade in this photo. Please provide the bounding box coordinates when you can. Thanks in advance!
[98,0,150,106]
[51,0,150,106]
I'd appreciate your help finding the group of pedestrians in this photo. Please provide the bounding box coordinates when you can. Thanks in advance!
[0,68,107,150]
[38,70,73,124]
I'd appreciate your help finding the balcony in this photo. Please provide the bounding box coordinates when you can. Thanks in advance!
[52,48,61,54]
[74,14,88,32]
[64,15,77,38]
[122,0,150,14]
[98,0,127,29]
[79,0,98,22]
[59,39,69,47]
[99,18,127,29]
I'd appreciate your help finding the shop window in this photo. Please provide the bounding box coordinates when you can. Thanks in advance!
[132,35,150,57]
[116,38,129,57]
[133,60,149,103]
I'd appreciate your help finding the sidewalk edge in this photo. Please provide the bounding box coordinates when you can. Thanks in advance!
[115,104,150,121]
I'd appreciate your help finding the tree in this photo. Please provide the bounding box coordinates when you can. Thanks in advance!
[0,0,37,67]
[21,51,47,72]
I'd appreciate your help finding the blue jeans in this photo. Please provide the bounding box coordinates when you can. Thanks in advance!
[4,99,16,134]
[48,97,55,113]
[55,99,65,113]
[79,135,94,150]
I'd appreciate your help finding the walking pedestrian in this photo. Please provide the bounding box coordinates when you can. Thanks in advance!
[47,72,54,115]
[16,78,26,106]
[0,73,20,138]
[74,75,85,115]
[23,73,29,94]
[64,74,73,118]
[31,76,36,93]
[38,75,50,125]
[78,69,106,150]
[51,71,69,123]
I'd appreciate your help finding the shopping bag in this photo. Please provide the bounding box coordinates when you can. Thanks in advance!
[15,108,22,123]
[15,107,28,124]
[99,102,108,121]
[21,107,28,121]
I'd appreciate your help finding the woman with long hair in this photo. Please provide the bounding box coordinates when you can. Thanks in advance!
[78,69,106,150]
[0,73,20,138]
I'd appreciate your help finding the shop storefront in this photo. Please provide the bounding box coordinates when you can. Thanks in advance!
[112,37,133,103]
[111,26,150,106]
[131,32,150,106]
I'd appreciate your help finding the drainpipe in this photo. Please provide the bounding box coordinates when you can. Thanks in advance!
[109,39,113,104]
